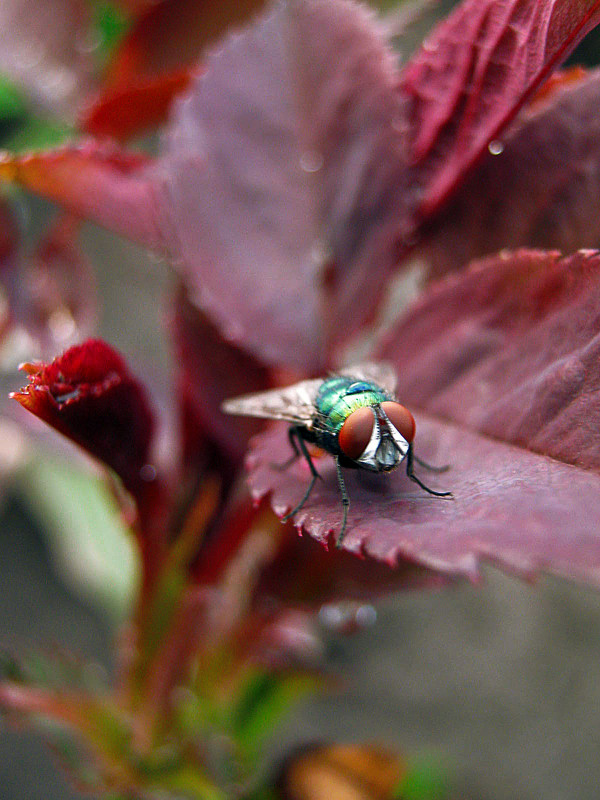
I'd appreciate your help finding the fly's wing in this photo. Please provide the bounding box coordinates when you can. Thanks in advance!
[338,361,397,395]
[221,378,322,426]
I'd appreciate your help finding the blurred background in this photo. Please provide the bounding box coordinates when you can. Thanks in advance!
[1,2,600,799]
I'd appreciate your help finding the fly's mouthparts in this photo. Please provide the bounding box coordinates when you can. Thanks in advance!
[375,435,399,469]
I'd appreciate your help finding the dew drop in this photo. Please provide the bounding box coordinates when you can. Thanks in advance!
[422,39,438,53]
[300,150,324,173]
[310,239,333,266]
[75,28,101,54]
[488,140,504,156]
[140,463,157,482]
[13,41,42,70]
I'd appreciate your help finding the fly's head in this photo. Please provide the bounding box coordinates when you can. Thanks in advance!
[338,401,415,472]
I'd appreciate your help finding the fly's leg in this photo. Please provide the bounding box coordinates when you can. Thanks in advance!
[334,456,350,549]
[271,426,302,471]
[281,429,322,522]
[413,453,450,473]
[406,445,453,497]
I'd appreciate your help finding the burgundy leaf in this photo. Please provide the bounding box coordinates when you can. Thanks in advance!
[0,0,94,118]
[173,287,271,470]
[402,0,600,218]
[246,250,600,583]
[248,416,600,584]
[379,250,600,470]
[158,0,411,369]
[0,143,164,251]
[418,69,600,278]
[11,339,155,495]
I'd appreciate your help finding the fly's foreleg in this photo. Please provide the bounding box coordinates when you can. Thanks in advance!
[412,452,450,473]
[406,444,453,497]
[334,456,350,548]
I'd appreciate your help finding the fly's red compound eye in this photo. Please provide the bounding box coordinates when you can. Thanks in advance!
[381,401,415,443]
[339,407,375,459]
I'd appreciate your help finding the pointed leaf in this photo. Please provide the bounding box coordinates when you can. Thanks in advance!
[158,0,412,369]
[11,339,155,495]
[248,415,600,583]
[402,0,600,218]
[418,69,600,277]
[0,143,164,251]
[246,250,600,584]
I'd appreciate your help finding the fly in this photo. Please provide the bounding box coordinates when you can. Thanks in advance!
[222,362,452,547]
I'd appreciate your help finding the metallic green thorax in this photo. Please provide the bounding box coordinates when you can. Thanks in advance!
[313,376,391,454]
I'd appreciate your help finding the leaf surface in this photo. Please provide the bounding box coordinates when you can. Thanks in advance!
[402,0,600,218]
[379,250,600,469]
[158,0,411,369]
[0,144,164,251]
[419,70,600,278]
[172,288,270,469]
[248,415,600,583]
[246,250,600,584]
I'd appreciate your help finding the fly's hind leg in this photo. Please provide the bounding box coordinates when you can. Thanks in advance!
[281,428,322,522]
[271,426,303,471]
[406,445,453,497]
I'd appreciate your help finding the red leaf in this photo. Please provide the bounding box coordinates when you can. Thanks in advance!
[379,250,600,470]
[418,70,600,278]
[81,0,267,140]
[158,0,411,369]
[245,250,600,584]
[80,69,194,141]
[0,143,164,251]
[12,339,155,495]
[402,0,600,218]
[106,0,267,86]
[247,415,600,584]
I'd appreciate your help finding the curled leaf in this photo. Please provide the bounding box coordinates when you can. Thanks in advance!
[11,339,155,495]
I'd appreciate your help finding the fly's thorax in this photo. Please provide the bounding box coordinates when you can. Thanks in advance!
[314,377,412,470]
[315,377,388,433]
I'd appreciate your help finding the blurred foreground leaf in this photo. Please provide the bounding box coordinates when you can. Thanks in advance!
[16,455,138,622]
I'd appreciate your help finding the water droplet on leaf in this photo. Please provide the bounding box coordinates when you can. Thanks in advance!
[300,150,324,173]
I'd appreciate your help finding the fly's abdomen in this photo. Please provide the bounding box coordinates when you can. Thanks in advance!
[314,376,389,452]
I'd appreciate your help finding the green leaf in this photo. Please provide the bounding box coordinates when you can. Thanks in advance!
[395,756,452,800]
[94,1,131,63]
[233,671,320,764]
[16,455,139,623]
